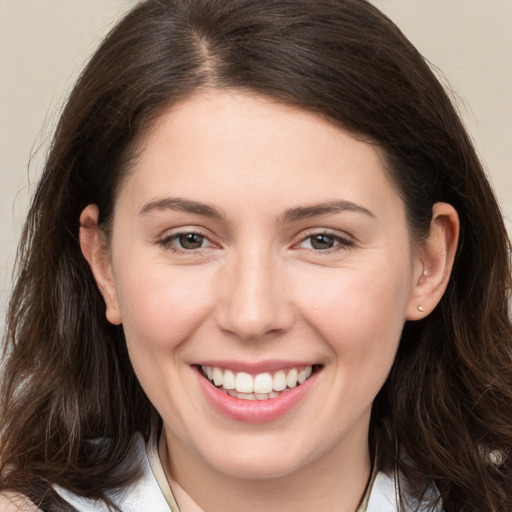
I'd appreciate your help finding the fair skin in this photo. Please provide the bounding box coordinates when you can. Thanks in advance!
[78,90,458,512]
[0,494,39,512]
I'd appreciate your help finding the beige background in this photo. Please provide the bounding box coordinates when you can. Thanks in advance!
[1,1,511,332]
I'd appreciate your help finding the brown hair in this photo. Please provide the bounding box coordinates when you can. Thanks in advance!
[1,0,511,510]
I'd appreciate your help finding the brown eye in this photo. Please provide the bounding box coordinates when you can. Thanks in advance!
[297,232,353,253]
[309,234,337,250]
[178,233,205,249]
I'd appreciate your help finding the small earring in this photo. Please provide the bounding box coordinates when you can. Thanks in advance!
[417,305,424,312]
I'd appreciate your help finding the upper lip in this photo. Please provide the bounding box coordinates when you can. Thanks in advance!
[194,360,319,373]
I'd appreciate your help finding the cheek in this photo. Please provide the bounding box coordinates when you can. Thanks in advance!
[296,268,410,424]
[113,263,215,350]
[293,264,410,364]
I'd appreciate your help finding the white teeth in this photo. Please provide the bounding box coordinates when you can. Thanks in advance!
[298,366,312,384]
[235,372,253,393]
[223,370,235,390]
[212,367,223,386]
[202,365,315,398]
[286,368,298,388]
[272,370,287,391]
[254,373,273,394]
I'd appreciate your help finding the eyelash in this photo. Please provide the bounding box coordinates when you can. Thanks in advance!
[295,230,354,253]
[158,229,354,255]
[158,230,213,254]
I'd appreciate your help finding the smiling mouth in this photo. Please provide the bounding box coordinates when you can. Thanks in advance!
[199,365,320,401]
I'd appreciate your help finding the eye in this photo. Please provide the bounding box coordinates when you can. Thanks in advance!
[175,232,207,250]
[306,234,338,250]
[159,231,214,252]
[297,232,353,252]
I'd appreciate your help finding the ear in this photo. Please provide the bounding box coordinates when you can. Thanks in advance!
[79,205,122,325]
[405,202,459,320]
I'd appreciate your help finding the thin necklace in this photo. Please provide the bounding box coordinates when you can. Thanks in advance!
[147,430,377,512]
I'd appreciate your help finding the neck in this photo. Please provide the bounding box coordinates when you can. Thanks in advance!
[161,427,372,512]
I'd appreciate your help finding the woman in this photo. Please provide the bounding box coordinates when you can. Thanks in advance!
[1,0,511,511]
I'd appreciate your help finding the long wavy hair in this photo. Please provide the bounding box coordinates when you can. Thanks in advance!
[1,0,511,510]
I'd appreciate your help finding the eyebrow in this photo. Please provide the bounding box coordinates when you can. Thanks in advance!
[281,200,375,223]
[139,197,374,222]
[139,197,224,220]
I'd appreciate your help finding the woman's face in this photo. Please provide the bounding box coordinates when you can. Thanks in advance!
[86,90,430,482]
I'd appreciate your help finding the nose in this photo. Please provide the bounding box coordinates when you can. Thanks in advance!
[215,246,294,341]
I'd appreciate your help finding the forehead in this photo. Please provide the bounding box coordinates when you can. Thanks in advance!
[117,89,403,223]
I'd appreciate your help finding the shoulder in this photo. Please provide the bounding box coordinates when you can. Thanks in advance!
[0,493,41,512]
[54,433,171,512]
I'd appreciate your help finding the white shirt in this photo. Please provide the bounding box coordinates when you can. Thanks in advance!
[54,435,442,512]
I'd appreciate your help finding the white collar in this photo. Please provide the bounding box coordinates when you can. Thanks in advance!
[54,434,442,512]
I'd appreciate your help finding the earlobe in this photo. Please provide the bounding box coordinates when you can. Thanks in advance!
[79,205,122,325]
[406,202,459,320]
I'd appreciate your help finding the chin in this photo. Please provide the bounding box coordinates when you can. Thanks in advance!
[216,457,305,481]
[198,436,319,481]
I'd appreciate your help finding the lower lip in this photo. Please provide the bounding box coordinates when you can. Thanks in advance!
[196,368,318,424]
